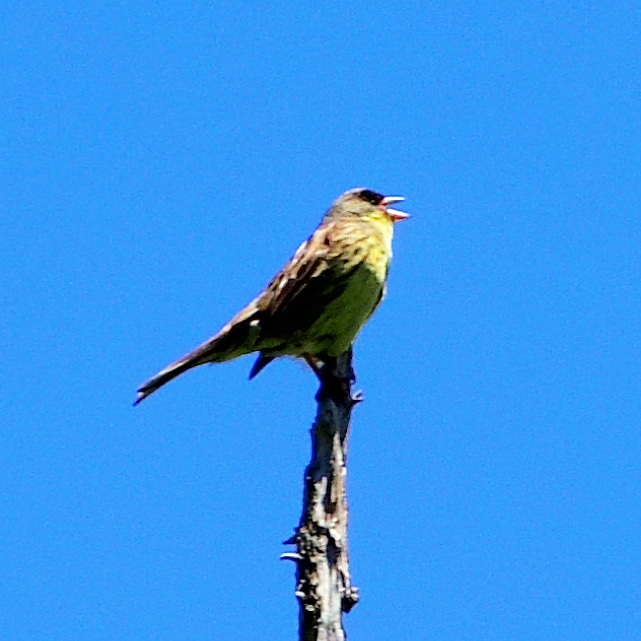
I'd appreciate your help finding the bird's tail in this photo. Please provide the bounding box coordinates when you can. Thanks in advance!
[135,307,261,405]
[134,353,205,405]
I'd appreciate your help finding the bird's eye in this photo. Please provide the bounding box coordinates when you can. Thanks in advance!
[358,189,384,205]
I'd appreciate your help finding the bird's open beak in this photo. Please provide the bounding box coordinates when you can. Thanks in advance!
[381,196,409,221]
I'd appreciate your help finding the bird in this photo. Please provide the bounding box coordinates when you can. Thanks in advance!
[134,187,409,405]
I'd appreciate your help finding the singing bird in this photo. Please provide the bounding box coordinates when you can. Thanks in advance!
[135,188,408,404]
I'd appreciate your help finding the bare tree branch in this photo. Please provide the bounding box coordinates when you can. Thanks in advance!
[283,349,361,641]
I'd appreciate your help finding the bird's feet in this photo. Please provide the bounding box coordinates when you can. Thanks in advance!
[306,352,360,405]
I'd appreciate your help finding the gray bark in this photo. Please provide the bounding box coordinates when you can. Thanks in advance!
[283,350,361,641]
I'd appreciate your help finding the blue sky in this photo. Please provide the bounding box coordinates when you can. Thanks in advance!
[2,2,640,639]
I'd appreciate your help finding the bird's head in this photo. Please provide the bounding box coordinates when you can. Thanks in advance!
[326,188,409,223]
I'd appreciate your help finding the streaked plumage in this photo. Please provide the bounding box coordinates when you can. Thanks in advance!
[135,188,408,404]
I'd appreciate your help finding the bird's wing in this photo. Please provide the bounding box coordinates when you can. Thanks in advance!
[258,228,330,309]
[253,220,367,336]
